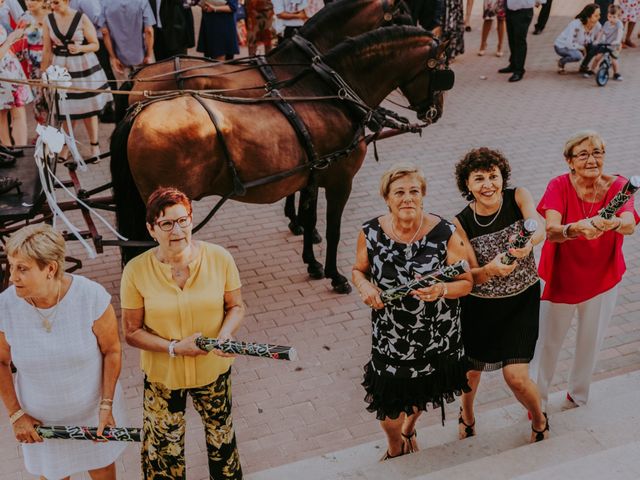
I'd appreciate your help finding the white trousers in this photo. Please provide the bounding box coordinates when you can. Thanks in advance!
[529,285,618,409]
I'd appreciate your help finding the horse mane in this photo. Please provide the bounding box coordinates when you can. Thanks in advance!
[301,0,413,34]
[323,25,433,64]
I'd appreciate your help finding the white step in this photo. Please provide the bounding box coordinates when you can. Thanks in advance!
[512,442,640,480]
[246,371,640,480]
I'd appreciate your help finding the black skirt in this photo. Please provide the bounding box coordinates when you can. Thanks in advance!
[362,353,470,422]
[461,281,541,371]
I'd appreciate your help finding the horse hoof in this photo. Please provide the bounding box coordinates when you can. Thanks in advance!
[312,229,322,244]
[332,280,352,294]
[288,221,304,236]
[308,262,324,279]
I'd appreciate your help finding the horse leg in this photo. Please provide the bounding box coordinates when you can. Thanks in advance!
[299,186,324,279]
[323,181,353,294]
[284,193,303,235]
[298,191,322,244]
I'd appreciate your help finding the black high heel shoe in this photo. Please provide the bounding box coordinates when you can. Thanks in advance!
[0,145,24,157]
[458,407,476,439]
[531,412,549,443]
[0,176,22,195]
[0,152,17,167]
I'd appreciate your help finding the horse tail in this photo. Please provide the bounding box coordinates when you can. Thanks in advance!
[110,111,152,265]
[114,81,133,124]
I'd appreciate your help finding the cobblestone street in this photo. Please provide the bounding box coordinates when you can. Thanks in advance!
[1,1,640,478]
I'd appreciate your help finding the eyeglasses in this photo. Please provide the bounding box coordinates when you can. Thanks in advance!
[154,215,192,231]
[571,149,605,162]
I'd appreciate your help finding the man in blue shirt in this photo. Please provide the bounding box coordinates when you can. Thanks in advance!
[102,0,155,79]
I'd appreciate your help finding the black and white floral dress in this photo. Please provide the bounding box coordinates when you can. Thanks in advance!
[361,216,470,421]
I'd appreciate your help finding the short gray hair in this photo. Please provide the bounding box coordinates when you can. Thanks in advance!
[379,162,427,199]
[6,224,66,279]
[563,130,605,159]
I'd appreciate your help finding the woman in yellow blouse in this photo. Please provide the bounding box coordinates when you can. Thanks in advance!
[121,187,245,480]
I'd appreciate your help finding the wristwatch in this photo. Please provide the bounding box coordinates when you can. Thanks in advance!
[562,223,572,238]
[168,340,178,358]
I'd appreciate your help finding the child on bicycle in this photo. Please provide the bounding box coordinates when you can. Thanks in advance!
[585,4,624,80]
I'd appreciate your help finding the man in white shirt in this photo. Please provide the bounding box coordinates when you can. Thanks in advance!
[272,0,308,41]
[499,0,546,82]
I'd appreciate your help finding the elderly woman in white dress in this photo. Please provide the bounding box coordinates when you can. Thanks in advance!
[0,224,126,480]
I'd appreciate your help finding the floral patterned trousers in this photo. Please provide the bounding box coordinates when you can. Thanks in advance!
[142,369,242,479]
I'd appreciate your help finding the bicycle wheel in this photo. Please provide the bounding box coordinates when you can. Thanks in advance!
[596,63,609,86]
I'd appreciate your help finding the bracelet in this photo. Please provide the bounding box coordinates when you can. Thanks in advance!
[438,282,448,299]
[562,223,572,238]
[9,409,25,425]
[99,404,112,411]
[168,339,178,358]
[100,398,113,404]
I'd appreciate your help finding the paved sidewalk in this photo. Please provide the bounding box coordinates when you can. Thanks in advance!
[2,1,640,478]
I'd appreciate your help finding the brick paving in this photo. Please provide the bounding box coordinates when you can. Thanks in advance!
[2,1,640,478]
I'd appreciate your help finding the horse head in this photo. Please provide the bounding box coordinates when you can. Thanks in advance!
[321,26,454,125]
[398,36,454,124]
[298,0,413,53]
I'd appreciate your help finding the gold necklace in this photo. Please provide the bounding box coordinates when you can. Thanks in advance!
[391,212,424,258]
[28,282,62,333]
[578,180,600,219]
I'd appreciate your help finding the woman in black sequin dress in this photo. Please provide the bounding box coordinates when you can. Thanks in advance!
[352,163,472,460]
[453,148,548,443]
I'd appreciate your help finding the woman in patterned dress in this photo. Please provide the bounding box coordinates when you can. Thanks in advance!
[0,14,33,148]
[453,148,548,443]
[444,0,465,60]
[478,0,505,56]
[19,0,49,124]
[352,163,472,460]
[619,0,639,47]
[245,0,275,55]
[42,0,112,159]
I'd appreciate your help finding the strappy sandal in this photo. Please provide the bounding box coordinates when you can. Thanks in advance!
[458,407,476,439]
[531,412,549,443]
[90,141,101,163]
[379,439,405,461]
[0,152,16,167]
[401,430,418,453]
[0,176,22,195]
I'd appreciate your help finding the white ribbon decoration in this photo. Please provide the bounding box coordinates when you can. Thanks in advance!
[34,124,128,259]
[42,65,87,171]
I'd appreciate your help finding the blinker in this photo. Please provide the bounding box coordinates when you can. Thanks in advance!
[432,69,455,91]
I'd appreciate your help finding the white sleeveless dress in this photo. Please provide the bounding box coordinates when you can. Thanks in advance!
[0,275,128,479]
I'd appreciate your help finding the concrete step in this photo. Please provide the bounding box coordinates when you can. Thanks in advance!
[246,370,640,480]
[511,442,640,480]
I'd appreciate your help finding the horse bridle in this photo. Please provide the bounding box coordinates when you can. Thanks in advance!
[401,38,455,124]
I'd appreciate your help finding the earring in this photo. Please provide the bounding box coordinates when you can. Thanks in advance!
[47,274,52,280]
[570,168,576,174]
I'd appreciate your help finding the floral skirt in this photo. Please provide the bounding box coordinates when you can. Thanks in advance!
[142,369,242,479]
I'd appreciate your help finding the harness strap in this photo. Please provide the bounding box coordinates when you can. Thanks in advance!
[255,56,319,166]
[191,93,247,197]
[174,57,185,90]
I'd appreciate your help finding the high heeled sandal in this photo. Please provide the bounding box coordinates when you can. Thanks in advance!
[0,152,17,167]
[380,440,405,461]
[458,407,476,439]
[401,430,417,453]
[90,141,101,163]
[531,412,549,443]
[0,176,22,195]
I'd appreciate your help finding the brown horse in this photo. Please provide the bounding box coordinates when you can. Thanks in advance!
[116,0,413,239]
[110,27,452,293]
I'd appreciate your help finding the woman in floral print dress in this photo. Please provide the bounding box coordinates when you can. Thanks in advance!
[353,163,472,460]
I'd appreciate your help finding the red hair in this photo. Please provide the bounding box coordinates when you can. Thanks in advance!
[145,187,193,225]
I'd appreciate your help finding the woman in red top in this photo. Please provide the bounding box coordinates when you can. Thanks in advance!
[531,131,638,411]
